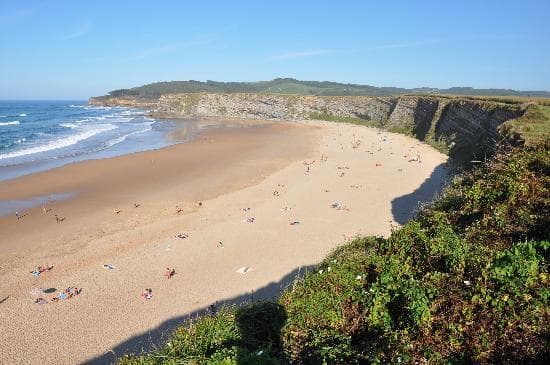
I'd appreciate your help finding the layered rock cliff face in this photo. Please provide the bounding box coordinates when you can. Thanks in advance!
[89,96,158,108]
[90,93,526,161]
[153,93,397,122]
[434,100,525,159]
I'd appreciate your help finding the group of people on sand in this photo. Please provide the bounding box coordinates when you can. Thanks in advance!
[31,265,175,304]
[33,287,82,305]
[16,202,66,223]
[30,264,83,305]
[141,288,153,300]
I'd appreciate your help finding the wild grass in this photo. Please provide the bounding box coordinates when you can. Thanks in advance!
[308,112,380,127]
[408,94,550,106]
[500,104,550,146]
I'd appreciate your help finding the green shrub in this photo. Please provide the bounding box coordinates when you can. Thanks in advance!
[490,241,547,295]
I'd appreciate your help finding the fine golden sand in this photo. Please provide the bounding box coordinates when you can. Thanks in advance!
[0,119,447,364]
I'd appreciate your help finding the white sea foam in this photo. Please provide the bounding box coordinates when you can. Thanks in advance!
[110,117,133,123]
[95,115,133,123]
[69,105,84,108]
[105,124,153,148]
[0,121,20,126]
[85,105,112,111]
[0,124,117,160]
[0,115,6,118]
[2,138,26,149]
[18,113,27,117]
[60,123,79,129]
[117,110,143,117]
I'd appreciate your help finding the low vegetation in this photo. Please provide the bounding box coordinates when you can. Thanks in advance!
[501,104,550,147]
[102,78,550,99]
[308,112,379,127]
[118,139,549,364]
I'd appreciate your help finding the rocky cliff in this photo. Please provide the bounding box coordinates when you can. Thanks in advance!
[90,93,526,161]
[89,96,158,108]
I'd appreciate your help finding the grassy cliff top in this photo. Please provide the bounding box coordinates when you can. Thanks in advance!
[97,78,550,99]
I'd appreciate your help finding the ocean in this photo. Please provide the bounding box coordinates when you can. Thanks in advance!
[0,100,177,181]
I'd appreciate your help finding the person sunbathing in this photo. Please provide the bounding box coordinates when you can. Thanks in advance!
[39,265,54,273]
[34,297,47,305]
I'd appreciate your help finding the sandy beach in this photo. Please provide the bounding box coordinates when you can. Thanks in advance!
[0,119,447,364]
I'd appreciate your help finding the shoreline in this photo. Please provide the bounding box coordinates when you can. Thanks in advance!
[0,102,176,183]
[0,117,281,215]
[0,119,311,261]
[0,119,447,364]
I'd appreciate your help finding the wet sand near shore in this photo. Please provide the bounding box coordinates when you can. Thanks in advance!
[0,119,447,364]
[0,120,308,257]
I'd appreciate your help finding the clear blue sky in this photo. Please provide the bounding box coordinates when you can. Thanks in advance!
[1,0,549,99]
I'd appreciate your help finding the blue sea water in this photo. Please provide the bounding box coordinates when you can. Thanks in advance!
[0,100,178,181]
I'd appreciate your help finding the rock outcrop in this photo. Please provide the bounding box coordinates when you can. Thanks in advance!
[89,93,526,161]
[89,96,157,108]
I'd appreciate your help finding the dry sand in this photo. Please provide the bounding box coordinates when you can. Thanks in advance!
[0,119,447,364]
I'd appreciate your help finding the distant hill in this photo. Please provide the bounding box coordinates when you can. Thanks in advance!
[103,78,550,98]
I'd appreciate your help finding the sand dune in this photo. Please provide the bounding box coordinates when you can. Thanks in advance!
[0,119,447,364]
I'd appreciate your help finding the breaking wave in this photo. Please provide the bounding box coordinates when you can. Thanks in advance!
[0,124,117,160]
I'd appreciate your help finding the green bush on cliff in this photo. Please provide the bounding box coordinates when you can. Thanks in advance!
[501,104,550,147]
[308,112,379,127]
[118,144,549,364]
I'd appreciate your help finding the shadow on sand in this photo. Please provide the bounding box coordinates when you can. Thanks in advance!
[86,265,314,365]
[391,163,449,225]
